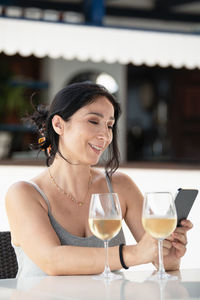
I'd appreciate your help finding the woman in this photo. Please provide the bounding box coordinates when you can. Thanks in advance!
[6,82,192,277]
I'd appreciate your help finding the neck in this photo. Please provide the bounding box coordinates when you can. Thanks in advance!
[49,155,92,197]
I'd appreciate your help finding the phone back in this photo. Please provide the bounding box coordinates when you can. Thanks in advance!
[175,189,198,226]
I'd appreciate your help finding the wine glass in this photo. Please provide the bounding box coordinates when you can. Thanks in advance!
[142,192,177,281]
[89,193,122,280]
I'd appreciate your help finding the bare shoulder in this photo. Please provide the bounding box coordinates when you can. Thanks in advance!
[111,171,141,193]
[111,171,144,210]
[111,171,144,238]
[6,181,48,212]
[6,181,33,200]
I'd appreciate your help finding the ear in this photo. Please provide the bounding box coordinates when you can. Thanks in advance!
[52,115,64,135]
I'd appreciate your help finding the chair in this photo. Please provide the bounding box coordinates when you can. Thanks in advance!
[0,231,18,279]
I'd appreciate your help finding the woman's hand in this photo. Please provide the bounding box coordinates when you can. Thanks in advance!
[135,232,158,265]
[124,232,158,268]
[127,219,193,269]
[162,219,193,270]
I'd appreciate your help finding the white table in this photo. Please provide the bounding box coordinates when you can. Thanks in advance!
[0,269,200,300]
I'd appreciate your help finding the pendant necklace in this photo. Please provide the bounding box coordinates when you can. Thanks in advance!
[48,168,92,207]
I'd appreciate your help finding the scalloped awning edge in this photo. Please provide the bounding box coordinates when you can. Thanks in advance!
[1,18,200,69]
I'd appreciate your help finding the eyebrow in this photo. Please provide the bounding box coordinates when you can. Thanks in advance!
[86,112,115,121]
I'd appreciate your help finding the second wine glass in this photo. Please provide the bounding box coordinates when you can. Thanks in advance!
[89,193,122,280]
[142,192,177,281]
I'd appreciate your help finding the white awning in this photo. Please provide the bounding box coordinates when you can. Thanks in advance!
[1,17,200,69]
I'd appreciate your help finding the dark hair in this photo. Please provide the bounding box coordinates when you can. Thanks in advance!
[27,82,121,176]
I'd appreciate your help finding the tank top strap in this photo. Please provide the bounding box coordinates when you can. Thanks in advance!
[26,181,51,213]
[105,171,114,193]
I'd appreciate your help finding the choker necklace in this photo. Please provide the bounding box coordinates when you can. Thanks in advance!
[48,168,92,207]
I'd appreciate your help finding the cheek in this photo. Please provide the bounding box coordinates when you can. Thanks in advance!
[108,132,113,144]
[104,135,113,152]
[62,129,80,147]
[71,129,89,148]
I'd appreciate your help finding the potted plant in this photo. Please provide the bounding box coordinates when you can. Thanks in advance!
[0,62,31,124]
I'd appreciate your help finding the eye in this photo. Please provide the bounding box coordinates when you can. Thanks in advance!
[89,120,98,125]
[108,122,114,130]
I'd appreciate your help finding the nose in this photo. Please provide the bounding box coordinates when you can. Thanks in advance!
[97,123,112,143]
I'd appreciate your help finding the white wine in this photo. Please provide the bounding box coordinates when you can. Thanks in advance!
[142,217,177,239]
[89,218,122,241]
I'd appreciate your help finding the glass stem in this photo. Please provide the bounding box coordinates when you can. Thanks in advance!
[103,240,111,277]
[158,239,165,277]
[159,281,166,300]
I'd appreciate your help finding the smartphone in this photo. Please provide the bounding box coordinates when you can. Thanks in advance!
[175,188,198,227]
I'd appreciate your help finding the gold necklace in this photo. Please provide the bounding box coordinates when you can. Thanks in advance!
[48,168,92,207]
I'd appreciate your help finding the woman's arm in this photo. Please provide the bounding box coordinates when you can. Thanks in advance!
[5,181,149,275]
[112,172,145,242]
[112,172,159,267]
[112,172,193,271]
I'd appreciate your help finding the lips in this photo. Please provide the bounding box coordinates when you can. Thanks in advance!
[89,143,104,155]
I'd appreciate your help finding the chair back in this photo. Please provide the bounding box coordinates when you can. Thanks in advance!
[0,231,18,279]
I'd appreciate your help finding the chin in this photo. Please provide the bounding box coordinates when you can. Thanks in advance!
[87,156,100,166]
[90,159,99,166]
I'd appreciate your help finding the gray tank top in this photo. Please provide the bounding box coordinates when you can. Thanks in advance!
[13,171,126,278]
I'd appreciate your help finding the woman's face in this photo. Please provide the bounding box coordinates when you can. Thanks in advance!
[59,96,115,165]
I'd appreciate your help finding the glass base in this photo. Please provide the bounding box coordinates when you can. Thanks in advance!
[147,271,177,281]
[92,270,122,281]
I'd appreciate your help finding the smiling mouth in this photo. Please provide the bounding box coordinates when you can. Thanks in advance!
[89,143,103,154]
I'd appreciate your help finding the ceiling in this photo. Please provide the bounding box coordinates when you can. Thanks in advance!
[1,0,200,33]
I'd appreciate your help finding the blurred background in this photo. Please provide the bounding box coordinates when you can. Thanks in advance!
[0,0,200,164]
[0,0,200,270]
